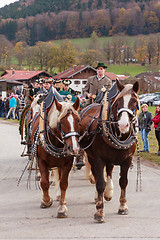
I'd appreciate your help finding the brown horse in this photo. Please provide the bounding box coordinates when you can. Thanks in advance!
[31,96,80,217]
[79,80,140,222]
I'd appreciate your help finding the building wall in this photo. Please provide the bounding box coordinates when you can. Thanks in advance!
[70,68,96,93]
[71,68,96,79]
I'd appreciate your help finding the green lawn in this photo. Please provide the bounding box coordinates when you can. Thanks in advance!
[106,64,148,77]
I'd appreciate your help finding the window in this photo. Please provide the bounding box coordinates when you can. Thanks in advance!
[74,80,80,84]
[82,80,87,84]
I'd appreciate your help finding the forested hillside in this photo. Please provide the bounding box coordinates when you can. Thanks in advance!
[0,0,160,45]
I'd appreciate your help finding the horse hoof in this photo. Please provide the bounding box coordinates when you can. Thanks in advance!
[118,209,128,215]
[57,212,67,218]
[40,199,53,208]
[104,196,112,201]
[94,213,105,223]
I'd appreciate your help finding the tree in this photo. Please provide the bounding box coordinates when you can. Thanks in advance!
[134,37,147,65]
[88,31,100,50]
[146,38,156,66]
[32,41,53,70]
[14,41,26,67]
[0,35,12,67]
[143,10,159,34]
[103,41,111,65]
[48,40,78,72]
[79,49,103,67]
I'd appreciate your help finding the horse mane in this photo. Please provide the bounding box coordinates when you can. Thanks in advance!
[58,102,79,121]
[112,84,136,106]
[48,101,79,129]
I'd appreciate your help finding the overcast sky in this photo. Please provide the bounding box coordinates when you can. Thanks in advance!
[0,0,18,8]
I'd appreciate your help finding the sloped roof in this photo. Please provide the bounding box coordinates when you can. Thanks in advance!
[53,65,129,81]
[0,70,51,81]
[105,72,118,81]
[53,65,96,79]
[0,79,23,85]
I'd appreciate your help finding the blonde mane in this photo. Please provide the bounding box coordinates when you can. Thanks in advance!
[47,101,78,129]
[112,84,136,107]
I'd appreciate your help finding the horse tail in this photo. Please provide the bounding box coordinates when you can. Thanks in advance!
[19,104,30,141]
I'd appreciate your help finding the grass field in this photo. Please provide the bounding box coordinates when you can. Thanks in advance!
[54,34,160,50]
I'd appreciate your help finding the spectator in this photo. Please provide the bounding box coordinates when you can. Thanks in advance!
[152,104,160,156]
[6,93,17,120]
[2,98,7,118]
[0,96,3,117]
[15,87,21,96]
[15,95,20,120]
[138,104,152,152]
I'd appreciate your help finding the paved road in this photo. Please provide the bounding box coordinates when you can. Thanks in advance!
[0,120,160,240]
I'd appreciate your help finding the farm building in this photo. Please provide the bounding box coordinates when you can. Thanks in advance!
[0,69,52,98]
[53,65,129,93]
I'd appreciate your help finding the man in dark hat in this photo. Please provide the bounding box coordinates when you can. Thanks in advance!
[43,77,53,91]
[83,62,112,104]
[28,79,40,97]
[53,79,61,92]
[62,79,75,94]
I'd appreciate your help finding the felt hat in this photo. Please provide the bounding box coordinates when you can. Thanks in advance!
[39,78,44,84]
[44,77,53,83]
[35,79,39,83]
[95,62,107,69]
[62,79,71,85]
[53,79,61,84]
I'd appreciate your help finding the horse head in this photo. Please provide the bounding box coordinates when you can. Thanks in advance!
[48,97,80,155]
[29,94,44,117]
[112,80,140,134]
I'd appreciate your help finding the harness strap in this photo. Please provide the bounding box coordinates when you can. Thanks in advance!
[117,107,135,117]
[62,131,79,139]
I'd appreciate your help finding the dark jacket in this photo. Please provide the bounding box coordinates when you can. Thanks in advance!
[138,111,152,131]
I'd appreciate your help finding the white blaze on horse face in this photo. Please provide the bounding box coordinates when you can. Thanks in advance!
[67,114,79,154]
[118,94,131,134]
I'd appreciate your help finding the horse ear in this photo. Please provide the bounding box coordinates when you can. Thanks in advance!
[28,95,34,102]
[116,79,124,92]
[54,98,62,111]
[73,97,80,111]
[133,81,140,94]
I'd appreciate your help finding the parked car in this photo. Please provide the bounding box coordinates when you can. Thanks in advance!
[140,95,160,106]
[152,99,160,106]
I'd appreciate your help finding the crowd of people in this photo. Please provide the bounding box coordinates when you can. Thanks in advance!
[0,90,25,120]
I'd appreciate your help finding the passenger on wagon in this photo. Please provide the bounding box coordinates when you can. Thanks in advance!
[83,62,112,105]
[53,79,61,92]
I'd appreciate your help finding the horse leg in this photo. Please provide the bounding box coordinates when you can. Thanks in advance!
[39,160,53,208]
[89,157,105,223]
[57,165,72,218]
[104,164,114,201]
[52,168,61,201]
[118,162,130,215]
[85,152,95,184]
